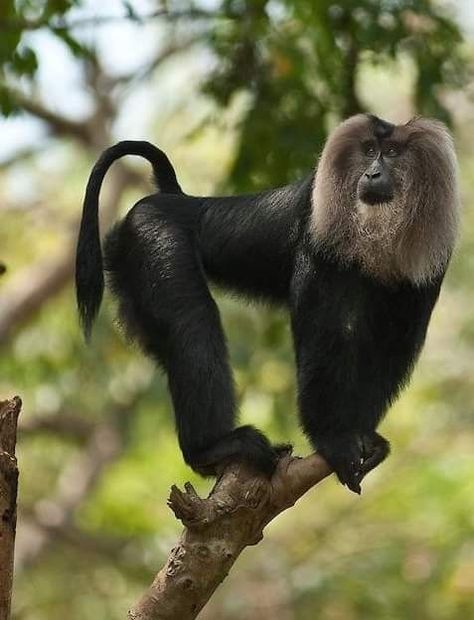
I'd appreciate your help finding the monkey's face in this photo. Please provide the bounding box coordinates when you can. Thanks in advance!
[341,115,411,207]
[315,112,458,216]
[356,138,399,206]
[312,113,460,283]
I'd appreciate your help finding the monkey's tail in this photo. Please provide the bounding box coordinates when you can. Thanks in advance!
[75,141,182,340]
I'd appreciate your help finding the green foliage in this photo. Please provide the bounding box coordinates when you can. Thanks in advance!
[204,0,467,190]
[0,0,86,114]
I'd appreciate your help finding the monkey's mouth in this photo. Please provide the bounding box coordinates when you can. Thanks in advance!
[357,171,395,205]
[359,191,394,206]
[358,185,394,206]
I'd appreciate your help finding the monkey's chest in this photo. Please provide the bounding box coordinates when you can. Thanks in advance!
[339,307,360,339]
[318,276,431,380]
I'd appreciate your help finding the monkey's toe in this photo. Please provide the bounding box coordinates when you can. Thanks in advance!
[316,435,365,494]
[338,432,391,493]
[359,432,390,477]
[337,459,363,495]
[273,443,293,458]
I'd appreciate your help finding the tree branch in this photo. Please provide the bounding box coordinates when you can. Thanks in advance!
[7,88,94,145]
[114,37,202,88]
[0,163,145,345]
[0,145,44,170]
[129,452,331,620]
[0,8,217,33]
[0,397,21,620]
[20,412,94,441]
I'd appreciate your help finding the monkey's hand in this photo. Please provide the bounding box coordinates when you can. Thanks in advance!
[317,433,390,494]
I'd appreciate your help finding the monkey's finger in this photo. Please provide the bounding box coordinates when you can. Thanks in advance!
[336,460,362,495]
[345,478,362,495]
[359,437,390,477]
[273,443,293,458]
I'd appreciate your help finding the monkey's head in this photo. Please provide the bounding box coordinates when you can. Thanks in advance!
[312,114,460,284]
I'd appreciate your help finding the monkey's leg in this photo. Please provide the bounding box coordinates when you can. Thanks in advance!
[111,211,279,477]
[290,262,379,494]
[166,291,279,476]
[167,288,281,476]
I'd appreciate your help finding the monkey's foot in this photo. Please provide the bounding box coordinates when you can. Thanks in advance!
[273,443,293,459]
[317,432,390,494]
[187,426,291,479]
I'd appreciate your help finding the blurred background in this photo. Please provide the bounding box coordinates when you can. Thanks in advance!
[0,1,473,618]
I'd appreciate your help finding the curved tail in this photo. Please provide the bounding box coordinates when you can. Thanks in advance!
[75,141,182,340]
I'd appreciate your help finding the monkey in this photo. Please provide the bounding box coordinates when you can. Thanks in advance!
[76,114,459,494]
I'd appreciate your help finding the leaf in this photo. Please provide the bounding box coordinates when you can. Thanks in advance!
[0,83,17,116]
[11,45,38,75]
[51,26,91,59]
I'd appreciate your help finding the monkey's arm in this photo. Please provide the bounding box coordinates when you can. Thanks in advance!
[290,253,390,493]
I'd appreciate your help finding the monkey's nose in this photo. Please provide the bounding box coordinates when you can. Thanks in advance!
[365,169,381,180]
[358,163,393,205]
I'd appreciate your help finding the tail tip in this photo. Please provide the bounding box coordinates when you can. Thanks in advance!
[77,302,97,343]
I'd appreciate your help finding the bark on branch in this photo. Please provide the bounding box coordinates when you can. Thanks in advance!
[0,397,21,620]
[129,452,331,620]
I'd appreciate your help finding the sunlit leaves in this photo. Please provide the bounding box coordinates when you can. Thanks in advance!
[0,0,85,114]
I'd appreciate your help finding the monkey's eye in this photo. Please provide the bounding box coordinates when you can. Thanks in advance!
[384,144,400,157]
[363,144,377,158]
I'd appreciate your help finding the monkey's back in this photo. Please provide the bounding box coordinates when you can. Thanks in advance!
[199,176,313,303]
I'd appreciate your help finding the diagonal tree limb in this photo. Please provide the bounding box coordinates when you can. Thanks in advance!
[0,163,146,346]
[19,411,94,441]
[114,36,202,88]
[129,453,331,620]
[0,25,194,345]
[0,397,22,620]
[8,88,94,145]
[0,145,45,170]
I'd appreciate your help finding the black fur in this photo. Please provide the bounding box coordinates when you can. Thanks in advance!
[75,141,181,339]
[368,114,395,140]
[76,140,444,492]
